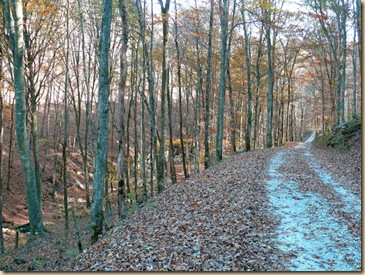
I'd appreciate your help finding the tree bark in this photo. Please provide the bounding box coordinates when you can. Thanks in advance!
[157,0,171,193]
[264,0,274,148]
[204,0,214,169]
[173,0,188,178]
[241,0,252,151]
[216,0,228,161]
[62,0,70,230]
[0,47,4,255]
[91,0,112,244]
[117,0,128,220]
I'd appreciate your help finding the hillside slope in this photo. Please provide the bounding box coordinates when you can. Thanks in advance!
[0,127,360,271]
[63,135,360,271]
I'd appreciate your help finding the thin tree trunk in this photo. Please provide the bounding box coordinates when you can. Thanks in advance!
[148,0,157,196]
[173,0,188,178]
[193,0,202,173]
[253,27,264,150]
[0,50,4,255]
[62,0,70,230]
[264,0,274,148]
[77,0,92,209]
[204,0,214,169]
[117,0,128,220]
[216,0,228,161]
[340,0,347,123]
[167,68,176,183]
[226,0,236,154]
[352,26,357,116]
[241,0,252,151]
[157,0,171,192]
[6,98,14,191]
[136,0,148,201]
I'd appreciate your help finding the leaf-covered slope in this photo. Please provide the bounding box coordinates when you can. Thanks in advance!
[67,148,288,271]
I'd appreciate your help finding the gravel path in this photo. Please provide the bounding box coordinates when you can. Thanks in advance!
[266,140,361,271]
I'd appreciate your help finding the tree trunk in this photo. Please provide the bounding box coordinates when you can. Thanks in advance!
[340,0,347,123]
[117,0,128,220]
[241,0,252,151]
[2,0,44,235]
[193,0,202,173]
[148,0,157,196]
[77,0,93,209]
[157,0,171,193]
[167,68,176,183]
[173,0,188,178]
[253,28,264,150]
[226,0,236,154]
[264,1,274,148]
[216,0,228,161]
[204,0,214,169]
[136,0,148,201]
[91,0,112,244]
[0,47,4,255]
[63,0,70,230]
[6,98,14,191]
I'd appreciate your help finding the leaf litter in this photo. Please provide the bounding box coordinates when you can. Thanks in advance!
[64,138,360,271]
[1,137,360,271]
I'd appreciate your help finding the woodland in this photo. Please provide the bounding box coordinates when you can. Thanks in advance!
[0,0,362,271]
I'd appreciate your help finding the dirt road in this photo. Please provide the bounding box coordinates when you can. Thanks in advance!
[266,137,361,271]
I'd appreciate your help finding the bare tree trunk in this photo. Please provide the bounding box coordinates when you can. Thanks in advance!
[77,0,93,209]
[167,68,176,183]
[216,0,228,161]
[132,52,139,202]
[135,0,148,201]
[193,0,202,173]
[147,0,157,197]
[204,0,214,169]
[6,98,14,191]
[157,0,171,192]
[264,0,274,148]
[253,27,264,150]
[226,0,236,154]
[117,0,128,220]
[91,0,112,244]
[241,0,252,151]
[0,47,5,255]
[173,0,188,178]
[62,0,70,230]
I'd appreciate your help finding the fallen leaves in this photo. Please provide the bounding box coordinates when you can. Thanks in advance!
[1,136,360,271]
[64,148,287,271]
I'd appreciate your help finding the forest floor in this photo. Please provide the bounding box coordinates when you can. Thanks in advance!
[0,131,361,271]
